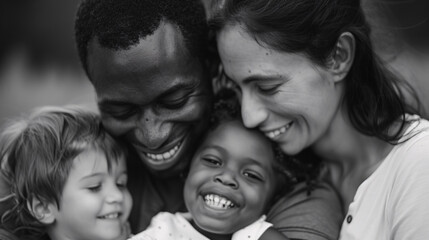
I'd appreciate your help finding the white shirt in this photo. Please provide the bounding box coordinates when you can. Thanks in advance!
[129,212,272,240]
[340,115,429,240]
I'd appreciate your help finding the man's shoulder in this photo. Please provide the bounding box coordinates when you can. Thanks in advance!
[267,181,343,240]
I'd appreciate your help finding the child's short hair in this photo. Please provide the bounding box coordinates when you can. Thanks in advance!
[0,105,127,238]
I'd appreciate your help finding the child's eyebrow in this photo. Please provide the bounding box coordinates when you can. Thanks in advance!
[79,172,106,181]
[198,145,227,155]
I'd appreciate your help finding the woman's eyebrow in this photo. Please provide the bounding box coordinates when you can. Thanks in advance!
[242,74,285,85]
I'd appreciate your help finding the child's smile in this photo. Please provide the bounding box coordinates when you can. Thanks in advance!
[184,120,277,235]
[203,193,236,209]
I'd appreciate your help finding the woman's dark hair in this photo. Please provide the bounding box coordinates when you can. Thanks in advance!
[210,0,420,144]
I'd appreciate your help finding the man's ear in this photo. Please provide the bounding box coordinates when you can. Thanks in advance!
[328,32,355,83]
[27,198,57,224]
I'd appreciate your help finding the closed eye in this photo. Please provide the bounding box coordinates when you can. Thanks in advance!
[87,184,102,192]
[256,84,281,95]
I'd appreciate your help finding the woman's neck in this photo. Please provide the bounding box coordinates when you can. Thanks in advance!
[313,106,395,211]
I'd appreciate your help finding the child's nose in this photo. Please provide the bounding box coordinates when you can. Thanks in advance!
[106,184,124,203]
[214,171,239,189]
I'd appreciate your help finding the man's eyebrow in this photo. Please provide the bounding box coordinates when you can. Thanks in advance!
[98,99,130,108]
[157,81,198,98]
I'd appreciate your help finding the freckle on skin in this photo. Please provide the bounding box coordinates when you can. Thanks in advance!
[248,69,251,73]
[266,52,269,56]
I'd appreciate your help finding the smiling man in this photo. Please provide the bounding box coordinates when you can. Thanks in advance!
[75,0,212,231]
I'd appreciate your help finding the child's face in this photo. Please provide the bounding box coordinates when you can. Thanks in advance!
[184,120,277,234]
[52,149,132,240]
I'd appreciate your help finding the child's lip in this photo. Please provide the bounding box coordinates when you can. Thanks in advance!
[202,193,237,209]
[97,211,122,220]
[200,189,239,208]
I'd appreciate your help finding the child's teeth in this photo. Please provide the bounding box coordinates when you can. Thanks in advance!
[204,194,235,209]
[101,213,119,219]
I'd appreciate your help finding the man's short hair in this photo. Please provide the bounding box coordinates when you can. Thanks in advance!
[75,0,208,76]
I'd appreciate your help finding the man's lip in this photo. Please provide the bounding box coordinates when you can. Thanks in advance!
[133,134,186,155]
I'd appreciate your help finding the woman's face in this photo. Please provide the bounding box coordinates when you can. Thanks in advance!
[217,24,344,155]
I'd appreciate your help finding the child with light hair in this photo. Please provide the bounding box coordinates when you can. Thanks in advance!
[0,106,132,240]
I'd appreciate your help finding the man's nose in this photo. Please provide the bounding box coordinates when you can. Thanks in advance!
[134,109,172,150]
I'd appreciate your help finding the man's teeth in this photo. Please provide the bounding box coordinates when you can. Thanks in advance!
[265,122,293,139]
[146,142,181,161]
[99,213,119,219]
[204,194,235,209]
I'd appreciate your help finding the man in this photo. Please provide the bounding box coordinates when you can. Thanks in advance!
[74,0,343,239]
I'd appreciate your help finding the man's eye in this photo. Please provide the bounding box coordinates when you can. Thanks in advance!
[107,108,138,120]
[159,97,189,109]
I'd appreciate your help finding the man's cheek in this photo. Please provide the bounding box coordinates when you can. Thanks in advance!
[101,118,132,137]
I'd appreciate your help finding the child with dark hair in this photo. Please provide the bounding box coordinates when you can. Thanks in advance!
[0,106,132,240]
[130,92,295,240]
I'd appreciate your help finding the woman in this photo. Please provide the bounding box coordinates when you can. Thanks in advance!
[211,0,429,239]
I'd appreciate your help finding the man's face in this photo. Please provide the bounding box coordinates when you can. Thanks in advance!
[87,22,212,177]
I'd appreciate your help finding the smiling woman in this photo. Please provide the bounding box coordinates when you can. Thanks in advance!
[211,0,429,239]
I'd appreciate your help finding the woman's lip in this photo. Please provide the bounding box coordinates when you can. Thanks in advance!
[263,121,293,139]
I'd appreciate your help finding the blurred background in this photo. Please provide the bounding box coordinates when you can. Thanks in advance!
[0,0,428,129]
[0,0,96,129]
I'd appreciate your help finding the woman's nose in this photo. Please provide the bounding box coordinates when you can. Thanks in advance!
[241,92,268,128]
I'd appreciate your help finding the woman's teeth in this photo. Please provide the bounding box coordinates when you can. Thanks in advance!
[265,122,293,139]
[146,142,181,161]
[204,194,235,209]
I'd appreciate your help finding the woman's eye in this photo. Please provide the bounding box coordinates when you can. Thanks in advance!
[201,157,222,166]
[256,84,281,95]
[243,171,263,182]
[87,184,102,192]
